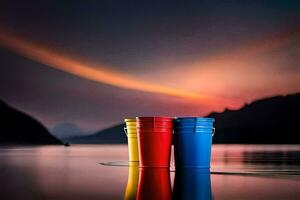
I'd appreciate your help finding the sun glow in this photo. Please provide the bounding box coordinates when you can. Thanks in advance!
[0,30,224,106]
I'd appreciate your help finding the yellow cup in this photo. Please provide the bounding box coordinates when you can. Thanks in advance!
[125,118,136,122]
[124,162,139,200]
[124,118,139,162]
[125,121,137,127]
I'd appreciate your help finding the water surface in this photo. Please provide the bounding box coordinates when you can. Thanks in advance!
[0,145,300,200]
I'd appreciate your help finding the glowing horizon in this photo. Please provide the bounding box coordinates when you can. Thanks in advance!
[0,30,226,106]
[0,27,298,112]
[149,26,300,106]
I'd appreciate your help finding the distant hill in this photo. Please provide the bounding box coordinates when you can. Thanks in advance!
[68,124,126,144]
[208,93,300,144]
[51,122,90,141]
[0,100,62,145]
[69,93,300,144]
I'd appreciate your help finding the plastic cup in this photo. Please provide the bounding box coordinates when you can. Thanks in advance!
[137,126,173,133]
[124,118,139,162]
[137,117,173,122]
[137,121,173,127]
[173,117,215,169]
[137,131,173,167]
[174,117,214,127]
[136,117,173,168]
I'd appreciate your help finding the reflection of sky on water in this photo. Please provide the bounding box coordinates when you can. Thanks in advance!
[0,145,300,200]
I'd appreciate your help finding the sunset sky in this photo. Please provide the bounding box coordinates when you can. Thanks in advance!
[0,1,299,135]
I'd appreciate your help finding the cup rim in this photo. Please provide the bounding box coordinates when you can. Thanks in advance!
[137,116,173,122]
[124,118,136,122]
[174,117,215,122]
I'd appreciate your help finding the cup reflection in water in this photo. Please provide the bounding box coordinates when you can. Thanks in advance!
[124,162,139,200]
[137,168,172,200]
[124,118,139,162]
[173,169,212,200]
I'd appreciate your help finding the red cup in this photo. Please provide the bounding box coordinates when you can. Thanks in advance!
[137,130,173,167]
[137,116,173,168]
[137,121,173,127]
[137,126,173,133]
[137,117,173,122]
[137,168,171,200]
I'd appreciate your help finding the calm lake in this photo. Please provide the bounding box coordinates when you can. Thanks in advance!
[1,144,300,200]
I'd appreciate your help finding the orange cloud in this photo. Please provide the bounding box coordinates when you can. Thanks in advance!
[2,27,296,111]
[152,27,300,107]
[0,30,226,106]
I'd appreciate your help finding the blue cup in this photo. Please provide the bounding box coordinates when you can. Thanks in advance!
[173,117,215,169]
[172,169,212,200]
[174,117,214,127]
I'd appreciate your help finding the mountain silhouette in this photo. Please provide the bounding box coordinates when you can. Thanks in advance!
[51,122,90,141]
[208,93,300,144]
[69,92,300,144]
[0,100,62,145]
[69,124,126,144]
